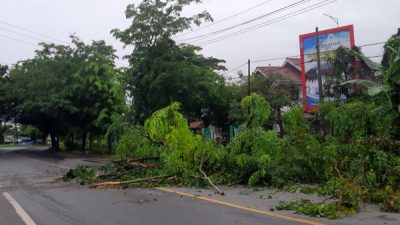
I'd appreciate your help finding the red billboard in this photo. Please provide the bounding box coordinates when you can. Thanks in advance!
[299,25,355,112]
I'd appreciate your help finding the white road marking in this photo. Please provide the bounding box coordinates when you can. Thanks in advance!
[2,191,37,225]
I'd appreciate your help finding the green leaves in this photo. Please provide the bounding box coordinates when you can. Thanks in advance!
[227,128,281,186]
[112,0,230,125]
[282,107,309,134]
[341,79,386,96]
[144,102,189,143]
[356,52,383,71]
[241,93,271,128]
[276,200,341,220]
[112,0,212,50]
[6,36,124,150]
[341,41,400,117]
[141,102,224,183]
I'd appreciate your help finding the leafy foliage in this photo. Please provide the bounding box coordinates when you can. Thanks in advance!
[227,128,280,186]
[324,46,380,100]
[341,33,400,137]
[327,102,375,141]
[144,102,224,182]
[63,166,96,185]
[276,200,341,220]
[144,102,189,143]
[7,36,124,150]
[115,127,162,160]
[282,107,309,134]
[275,128,324,184]
[112,0,230,125]
[240,93,271,128]
[226,93,279,186]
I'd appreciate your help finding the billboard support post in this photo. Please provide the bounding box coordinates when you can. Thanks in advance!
[315,27,323,104]
[316,27,324,134]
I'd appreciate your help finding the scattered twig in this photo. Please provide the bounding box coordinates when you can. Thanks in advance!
[334,161,343,179]
[90,174,174,188]
[96,168,137,180]
[198,160,224,195]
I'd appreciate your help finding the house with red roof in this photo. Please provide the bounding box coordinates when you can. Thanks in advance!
[254,57,302,99]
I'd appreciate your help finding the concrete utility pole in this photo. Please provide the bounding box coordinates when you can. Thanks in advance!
[315,27,323,103]
[247,59,251,96]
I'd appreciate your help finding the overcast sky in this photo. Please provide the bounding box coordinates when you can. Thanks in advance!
[1,0,399,79]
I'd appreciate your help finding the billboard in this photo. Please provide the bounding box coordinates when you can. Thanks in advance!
[299,25,355,112]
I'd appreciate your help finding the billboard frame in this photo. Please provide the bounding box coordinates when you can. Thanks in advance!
[299,25,355,112]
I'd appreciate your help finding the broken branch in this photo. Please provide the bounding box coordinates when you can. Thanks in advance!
[90,174,174,188]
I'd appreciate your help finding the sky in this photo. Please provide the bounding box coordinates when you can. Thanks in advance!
[1,0,399,80]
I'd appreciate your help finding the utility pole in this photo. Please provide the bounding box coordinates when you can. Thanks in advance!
[323,14,339,27]
[315,27,323,104]
[247,59,251,96]
[316,27,325,135]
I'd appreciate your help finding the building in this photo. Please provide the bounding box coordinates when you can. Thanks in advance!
[254,57,302,99]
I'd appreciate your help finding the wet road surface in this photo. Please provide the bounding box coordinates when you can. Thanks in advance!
[0,147,318,225]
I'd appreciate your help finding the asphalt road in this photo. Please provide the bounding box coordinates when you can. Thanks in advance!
[0,147,314,225]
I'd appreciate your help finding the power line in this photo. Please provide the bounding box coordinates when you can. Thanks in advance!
[221,62,248,76]
[231,40,386,66]
[0,34,37,46]
[359,42,386,47]
[196,0,336,46]
[0,27,46,43]
[253,55,300,63]
[177,0,274,37]
[178,0,312,42]
[227,54,383,80]
[0,20,68,44]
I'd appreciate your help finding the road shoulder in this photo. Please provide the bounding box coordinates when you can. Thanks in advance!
[158,186,400,225]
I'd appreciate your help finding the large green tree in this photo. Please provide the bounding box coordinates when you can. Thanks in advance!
[8,37,124,150]
[66,63,127,151]
[112,0,229,125]
[0,64,12,143]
